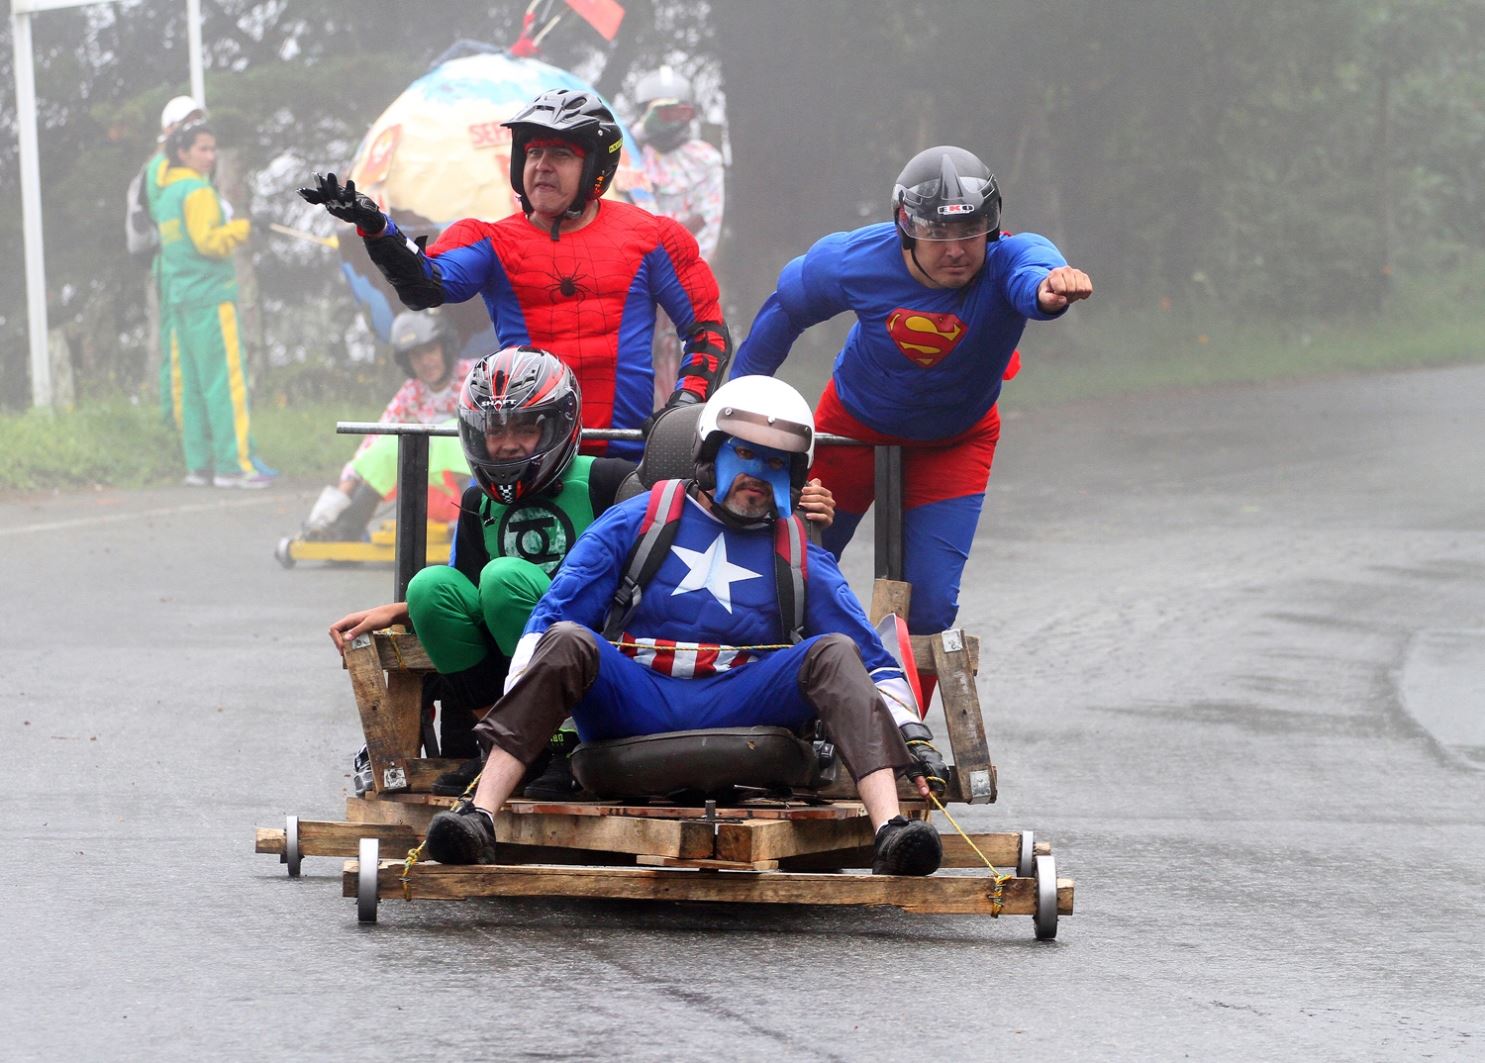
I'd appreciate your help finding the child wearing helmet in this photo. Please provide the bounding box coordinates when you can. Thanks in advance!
[418,376,948,877]
[330,352,837,798]
[296,308,475,542]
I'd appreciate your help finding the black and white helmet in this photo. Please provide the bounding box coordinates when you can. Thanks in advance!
[893,145,1001,244]
[457,346,582,504]
[502,88,623,216]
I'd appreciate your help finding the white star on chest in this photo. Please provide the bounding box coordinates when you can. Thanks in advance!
[669,534,763,614]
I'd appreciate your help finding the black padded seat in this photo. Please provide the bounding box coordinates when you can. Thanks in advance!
[614,403,705,503]
[570,726,829,799]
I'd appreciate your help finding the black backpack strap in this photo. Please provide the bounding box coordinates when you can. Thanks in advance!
[773,513,809,645]
[601,479,688,641]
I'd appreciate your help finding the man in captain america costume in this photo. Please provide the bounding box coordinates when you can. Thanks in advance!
[731,145,1093,696]
[299,88,730,461]
[420,376,951,877]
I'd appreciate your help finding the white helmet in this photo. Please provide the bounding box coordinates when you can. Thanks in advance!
[160,95,205,132]
[695,376,815,515]
[635,66,694,107]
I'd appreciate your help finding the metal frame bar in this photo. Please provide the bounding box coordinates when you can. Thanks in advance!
[337,423,907,603]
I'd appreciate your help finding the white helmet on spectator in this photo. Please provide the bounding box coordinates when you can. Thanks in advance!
[160,95,206,132]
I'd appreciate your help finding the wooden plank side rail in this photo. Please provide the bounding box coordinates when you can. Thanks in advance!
[347,861,1076,917]
[344,633,422,794]
[932,630,996,804]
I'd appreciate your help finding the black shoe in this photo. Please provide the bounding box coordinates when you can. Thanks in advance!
[423,804,498,865]
[522,751,578,800]
[871,816,942,876]
[523,729,580,800]
[431,755,483,796]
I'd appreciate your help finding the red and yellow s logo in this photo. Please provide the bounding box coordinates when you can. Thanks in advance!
[884,308,967,367]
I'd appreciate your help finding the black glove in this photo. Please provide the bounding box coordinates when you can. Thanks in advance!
[641,389,701,438]
[296,172,385,234]
[900,720,948,798]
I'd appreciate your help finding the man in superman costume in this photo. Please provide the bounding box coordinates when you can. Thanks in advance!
[299,88,730,461]
[420,376,950,877]
[732,146,1093,698]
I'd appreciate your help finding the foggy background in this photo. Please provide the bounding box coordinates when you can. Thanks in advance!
[1,0,1482,411]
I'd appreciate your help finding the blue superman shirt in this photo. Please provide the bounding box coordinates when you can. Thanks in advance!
[733,223,1067,440]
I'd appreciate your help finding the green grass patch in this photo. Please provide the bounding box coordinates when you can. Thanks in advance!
[0,399,379,491]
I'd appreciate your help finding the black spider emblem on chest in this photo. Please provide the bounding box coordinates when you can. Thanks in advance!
[543,267,596,301]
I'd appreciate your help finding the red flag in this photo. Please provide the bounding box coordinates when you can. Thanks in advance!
[563,0,625,41]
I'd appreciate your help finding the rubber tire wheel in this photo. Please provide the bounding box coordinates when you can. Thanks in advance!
[283,814,302,878]
[357,837,379,924]
[1034,853,1058,940]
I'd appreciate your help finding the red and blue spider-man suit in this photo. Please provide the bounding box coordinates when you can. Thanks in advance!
[360,200,730,460]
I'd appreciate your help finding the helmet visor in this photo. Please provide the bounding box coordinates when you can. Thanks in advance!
[713,407,813,454]
[457,405,573,486]
[897,175,999,241]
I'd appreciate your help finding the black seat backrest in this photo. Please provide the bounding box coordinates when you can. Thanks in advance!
[614,403,705,503]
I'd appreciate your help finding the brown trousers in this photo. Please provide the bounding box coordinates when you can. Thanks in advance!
[472,623,913,781]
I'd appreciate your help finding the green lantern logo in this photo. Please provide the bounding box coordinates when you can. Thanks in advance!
[497,501,575,575]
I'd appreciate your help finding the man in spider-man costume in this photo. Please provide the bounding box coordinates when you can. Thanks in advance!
[299,88,730,461]
[733,146,1092,692]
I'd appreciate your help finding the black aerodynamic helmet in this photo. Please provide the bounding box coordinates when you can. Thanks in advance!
[502,88,623,217]
[389,308,456,378]
[458,346,582,505]
[892,145,1001,246]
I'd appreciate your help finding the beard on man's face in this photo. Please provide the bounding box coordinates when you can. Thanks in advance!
[719,474,775,520]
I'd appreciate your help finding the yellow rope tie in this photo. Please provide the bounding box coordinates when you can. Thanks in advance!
[608,640,795,652]
[386,632,407,671]
[400,769,484,901]
[927,792,1014,917]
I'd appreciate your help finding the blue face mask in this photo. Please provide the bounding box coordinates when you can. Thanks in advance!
[714,437,793,516]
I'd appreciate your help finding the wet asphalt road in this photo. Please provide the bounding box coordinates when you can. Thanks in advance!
[3,364,1482,1062]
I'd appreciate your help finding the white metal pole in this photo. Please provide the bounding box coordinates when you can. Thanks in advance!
[187,0,204,106]
[12,8,51,409]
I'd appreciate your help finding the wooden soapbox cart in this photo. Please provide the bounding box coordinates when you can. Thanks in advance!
[255,421,1074,936]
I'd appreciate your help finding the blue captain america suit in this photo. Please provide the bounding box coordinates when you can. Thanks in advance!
[732,222,1071,635]
[506,488,913,742]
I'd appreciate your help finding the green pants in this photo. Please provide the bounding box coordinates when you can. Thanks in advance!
[164,299,257,475]
[406,557,552,678]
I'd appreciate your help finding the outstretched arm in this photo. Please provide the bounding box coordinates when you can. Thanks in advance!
[298,171,450,310]
[1036,265,1093,313]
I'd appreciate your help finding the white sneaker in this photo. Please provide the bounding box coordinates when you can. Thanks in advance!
[213,472,273,489]
[182,470,211,487]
